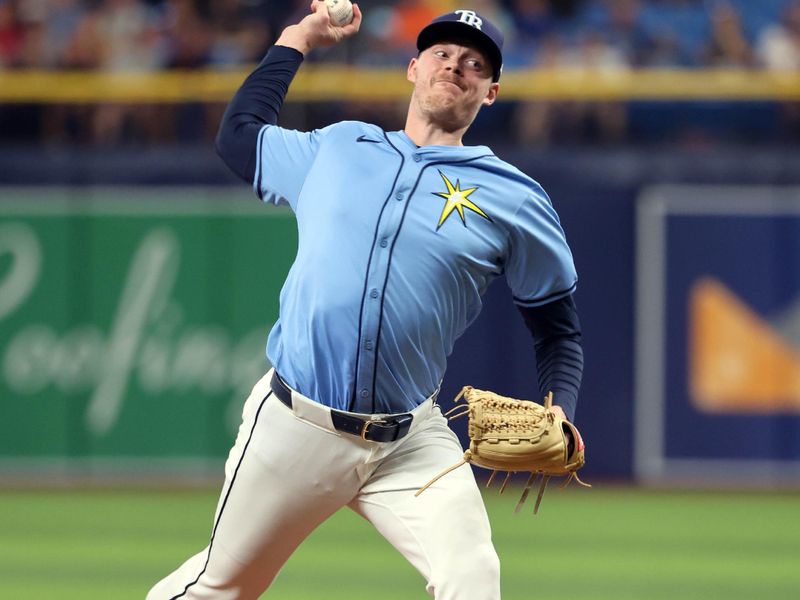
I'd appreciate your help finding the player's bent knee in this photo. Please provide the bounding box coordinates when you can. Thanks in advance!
[429,544,501,599]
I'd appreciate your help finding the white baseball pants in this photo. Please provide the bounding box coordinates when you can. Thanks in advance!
[147,370,500,599]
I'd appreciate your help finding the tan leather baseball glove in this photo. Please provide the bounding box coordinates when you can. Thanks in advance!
[415,386,590,514]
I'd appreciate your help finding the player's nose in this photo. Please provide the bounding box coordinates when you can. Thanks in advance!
[444,62,463,76]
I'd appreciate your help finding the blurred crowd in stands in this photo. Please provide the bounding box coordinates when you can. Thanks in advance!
[1,0,799,146]
[2,0,800,71]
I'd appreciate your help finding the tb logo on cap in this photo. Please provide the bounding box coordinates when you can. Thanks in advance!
[455,9,483,30]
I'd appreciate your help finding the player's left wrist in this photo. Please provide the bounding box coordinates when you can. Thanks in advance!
[549,404,568,421]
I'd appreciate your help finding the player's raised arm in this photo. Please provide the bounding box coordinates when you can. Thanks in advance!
[214,1,362,182]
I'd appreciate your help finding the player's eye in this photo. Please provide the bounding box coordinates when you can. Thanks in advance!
[434,50,447,58]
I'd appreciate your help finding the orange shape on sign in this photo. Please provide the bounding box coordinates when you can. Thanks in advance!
[689,278,800,413]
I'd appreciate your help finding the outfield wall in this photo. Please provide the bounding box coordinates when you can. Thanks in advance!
[1,178,798,486]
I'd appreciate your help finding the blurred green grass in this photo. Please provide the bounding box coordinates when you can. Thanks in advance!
[0,486,798,599]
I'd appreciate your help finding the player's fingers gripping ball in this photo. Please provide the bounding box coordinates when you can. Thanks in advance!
[325,0,354,26]
[416,387,590,514]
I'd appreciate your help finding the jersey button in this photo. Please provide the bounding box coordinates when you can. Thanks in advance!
[360,389,369,398]
[413,154,421,162]
[364,340,373,350]
[395,192,404,201]
[370,289,379,299]
[380,238,388,248]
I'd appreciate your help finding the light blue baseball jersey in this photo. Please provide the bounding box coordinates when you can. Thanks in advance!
[254,120,577,414]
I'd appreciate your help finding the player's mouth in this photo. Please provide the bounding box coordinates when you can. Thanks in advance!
[435,79,464,91]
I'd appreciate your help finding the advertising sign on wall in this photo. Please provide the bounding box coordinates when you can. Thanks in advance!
[0,188,296,474]
[635,185,800,485]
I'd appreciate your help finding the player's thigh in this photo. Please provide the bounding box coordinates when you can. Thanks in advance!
[212,395,363,566]
[149,386,369,599]
[175,393,365,595]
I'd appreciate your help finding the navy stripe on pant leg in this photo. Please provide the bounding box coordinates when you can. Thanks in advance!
[169,390,274,600]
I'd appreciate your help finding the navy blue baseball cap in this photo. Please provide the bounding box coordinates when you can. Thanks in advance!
[416,10,504,82]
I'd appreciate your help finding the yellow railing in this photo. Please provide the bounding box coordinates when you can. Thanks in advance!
[1,67,799,103]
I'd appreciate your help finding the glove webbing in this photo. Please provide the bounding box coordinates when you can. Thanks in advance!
[415,390,590,515]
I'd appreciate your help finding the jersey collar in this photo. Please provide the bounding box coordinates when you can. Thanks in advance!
[392,130,493,160]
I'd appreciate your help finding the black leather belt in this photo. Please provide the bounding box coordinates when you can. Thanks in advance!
[270,371,413,443]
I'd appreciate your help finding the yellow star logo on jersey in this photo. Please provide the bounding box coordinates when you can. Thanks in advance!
[432,170,492,230]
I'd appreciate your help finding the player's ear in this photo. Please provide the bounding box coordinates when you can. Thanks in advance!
[407,57,418,84]
[482,82,499,106]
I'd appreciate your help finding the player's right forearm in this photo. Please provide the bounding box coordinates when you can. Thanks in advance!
[214,46,304,183]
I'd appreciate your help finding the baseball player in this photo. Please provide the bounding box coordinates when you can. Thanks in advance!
[148,3,583,599]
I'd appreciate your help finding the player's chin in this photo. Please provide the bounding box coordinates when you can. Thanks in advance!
[421,95,474,127]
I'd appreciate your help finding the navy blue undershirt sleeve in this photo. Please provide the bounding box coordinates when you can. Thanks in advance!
[517,294,584,421]
[215,45,305,183]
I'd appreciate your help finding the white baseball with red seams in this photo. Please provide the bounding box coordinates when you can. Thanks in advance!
[325,0,353,26]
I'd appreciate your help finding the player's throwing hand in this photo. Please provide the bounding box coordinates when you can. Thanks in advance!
[278,0,362,54]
